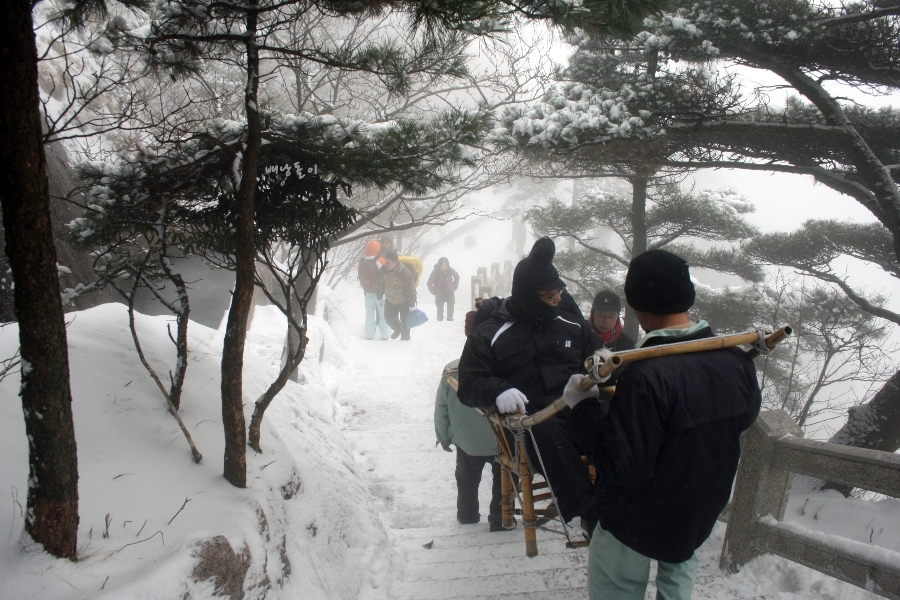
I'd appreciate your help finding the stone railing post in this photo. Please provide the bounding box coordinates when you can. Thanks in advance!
[720,409,803,573]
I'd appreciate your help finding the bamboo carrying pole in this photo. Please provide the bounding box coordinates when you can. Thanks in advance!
[506,326,792,430]
[583,326,794,384]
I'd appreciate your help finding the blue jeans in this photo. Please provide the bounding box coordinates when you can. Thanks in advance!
[589,525,699,600]
[364,292,391,339]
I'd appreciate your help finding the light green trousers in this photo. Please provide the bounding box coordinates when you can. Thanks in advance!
[588,525,699,600]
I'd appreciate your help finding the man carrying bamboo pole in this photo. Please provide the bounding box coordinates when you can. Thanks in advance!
[457,237,600,535]
[563,249,762,600]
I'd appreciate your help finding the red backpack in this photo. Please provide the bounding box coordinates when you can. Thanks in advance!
[358,258,380,293]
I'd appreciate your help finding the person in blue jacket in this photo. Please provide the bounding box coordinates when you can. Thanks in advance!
[563,249,762,600]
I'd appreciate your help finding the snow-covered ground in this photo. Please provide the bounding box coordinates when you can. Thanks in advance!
[1,213,898,599]
[0,300,396,600]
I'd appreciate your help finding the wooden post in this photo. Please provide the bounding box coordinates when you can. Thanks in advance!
[501,466,514,529]
[720,410,803,573]
[519,438,538,557]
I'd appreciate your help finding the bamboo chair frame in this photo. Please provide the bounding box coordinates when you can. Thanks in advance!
[447,326,792,557]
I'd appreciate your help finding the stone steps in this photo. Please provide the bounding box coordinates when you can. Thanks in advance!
[392,525,588,599]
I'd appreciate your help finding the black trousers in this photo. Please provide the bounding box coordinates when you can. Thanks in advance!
[455,447,502,524]
[435,293,455,320]
[383,299,410,339]
[526,414,594,523]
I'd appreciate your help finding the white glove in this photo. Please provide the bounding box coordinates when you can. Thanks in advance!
[588,349,614,384]
[496,388,528,414]
[563,374,600,409]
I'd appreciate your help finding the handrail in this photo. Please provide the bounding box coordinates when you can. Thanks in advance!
[773,435,900,498]
[721,409,900,599]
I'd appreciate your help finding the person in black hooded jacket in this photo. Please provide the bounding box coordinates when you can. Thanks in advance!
[457,237,599,532]
[562,249,762,600]
[426,257,460,321]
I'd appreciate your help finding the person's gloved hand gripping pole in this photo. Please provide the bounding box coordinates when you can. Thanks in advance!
[563,349,614,409]
[496,388,528,414]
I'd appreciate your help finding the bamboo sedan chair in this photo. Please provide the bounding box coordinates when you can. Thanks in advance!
[444,325,792,558]
[443,371,600,557]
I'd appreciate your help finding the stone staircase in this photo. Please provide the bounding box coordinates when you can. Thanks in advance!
[389,524,790,600]
[391,525,589,599]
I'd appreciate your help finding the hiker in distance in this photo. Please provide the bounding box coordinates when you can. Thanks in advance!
[427,257,460,322]
[563,249,763,600]
[457,237,600,536]
[358,240,391,341]
[589,290,635,352]
[381,250,417,341]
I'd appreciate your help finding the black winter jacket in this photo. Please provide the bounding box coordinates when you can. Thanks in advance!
[597,330,636,353]
[458,295,599,413]
[568,326,761,563]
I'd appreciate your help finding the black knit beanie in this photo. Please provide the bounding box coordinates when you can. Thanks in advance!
[592,290,622,314]
[511,237,566,320]
[624,249,695,314]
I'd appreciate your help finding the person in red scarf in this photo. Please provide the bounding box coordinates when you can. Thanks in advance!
[590,291,635,352]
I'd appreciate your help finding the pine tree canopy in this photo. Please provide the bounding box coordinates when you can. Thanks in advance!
[744,220,900,281]
[527,182,764,316]
[489,0,900,156]
[70,106,488,256]
[528,184,761,259]
[742,220,900,326]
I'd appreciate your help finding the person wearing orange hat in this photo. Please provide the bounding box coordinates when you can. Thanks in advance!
[358,240,391,340]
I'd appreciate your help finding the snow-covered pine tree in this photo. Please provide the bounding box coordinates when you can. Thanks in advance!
[744,220,900,490]
[2,0,668,552]
[527,181,763,338]
[493,0,900,461]
[493,1,900,260]
[494,23,753,337]
[111,0,485,488]
[107,0,670,487]
[70,159,194,416]
[72,99,491,485]
[179,162,357,454]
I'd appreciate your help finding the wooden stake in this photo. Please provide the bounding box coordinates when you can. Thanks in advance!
[519,437,538,558]
[501,465,514,529]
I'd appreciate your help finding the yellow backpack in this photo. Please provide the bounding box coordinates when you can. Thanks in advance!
[398,255,423,287]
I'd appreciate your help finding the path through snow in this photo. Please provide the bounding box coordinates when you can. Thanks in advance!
[325,216,884,600]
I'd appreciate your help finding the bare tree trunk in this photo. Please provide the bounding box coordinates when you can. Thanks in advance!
[249,327,308,452]
[822,369,900,496]
[169,274,190,409]
[220,5,261,488]
[0,0,78,559]
[624,175,648,341]
[279,300,305,383]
